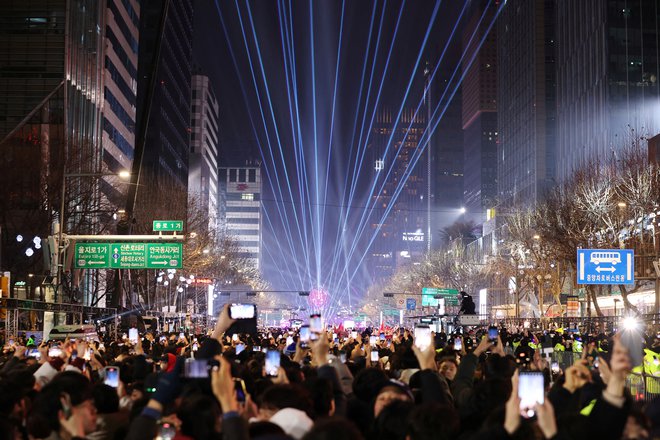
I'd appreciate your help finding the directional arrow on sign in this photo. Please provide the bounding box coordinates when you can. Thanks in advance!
[595,266,616,273]
[113,248,119,263]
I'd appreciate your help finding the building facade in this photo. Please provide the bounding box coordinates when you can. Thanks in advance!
[103,0,140,204]
[497,0,556,207]
[189,74,220,232]
[555,0,660,182]
[137,0,193,188]
[219,166,262,268]
[367,108,427,282]
[462,0,498,220]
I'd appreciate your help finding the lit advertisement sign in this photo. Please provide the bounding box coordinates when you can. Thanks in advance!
[402,232,424,242]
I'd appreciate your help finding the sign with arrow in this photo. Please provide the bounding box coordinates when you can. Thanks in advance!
[74,243,182,269]
[577,249,634,285]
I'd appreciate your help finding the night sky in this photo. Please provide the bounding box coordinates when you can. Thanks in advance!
[193,0,468,309]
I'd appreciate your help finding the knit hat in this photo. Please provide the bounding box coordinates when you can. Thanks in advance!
[269,408,313,440]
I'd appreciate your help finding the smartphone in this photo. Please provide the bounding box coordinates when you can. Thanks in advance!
[351,331,358,339]
[414,325,432,351]
[234,378,247,403]
[300,325,311,348]
[232,334,239,342]
[156,421,176,440]
[229,304,256,319]
[286,336,294,346]
[620,328,644,367]
[8,339,14,346]
[128,328,139,344]
[370,351,379,362]
[453,337,462,351]
[104,366,120,388]
[265,350,280,377]
[593,357,600,369]
[48,347,63,358]
[235,343,245,355]
[379,332,386,341]
[27,348,41,359]
[178,332,185,340]
[183,358,208,379]
[192,342,199,351]
[159,336,167,343]
[369,335,377,345]
[332,333,337,340]
[488,326,498,343]
[253,346,261,352]
[339,351,347,363]
[518,371,544,418]
[310,314,323,333]
[551,362,560,373]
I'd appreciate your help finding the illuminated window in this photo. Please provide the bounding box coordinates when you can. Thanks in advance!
[241,193,254,201]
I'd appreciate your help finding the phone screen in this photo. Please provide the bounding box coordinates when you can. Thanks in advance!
[230,304,256,319]
[235,343,245,355]
[370,351,379,362]
[339,351,347,363]
[104,367,120,388]
[48,347,63,358]
[351,331,358,339]
[234,379,246,403]
[184,359,208,379]
[518,371,544,418]
[379,333,385,341]
[129,328,139,344]
[286,336,294,346]
[488,326,498,342]
[414,326,431,351]
[551,362,560,373]
[27,348,41,359]
[309,314,322,333]
[453,337,462,351]
[265,350,280,376]
[300,326,311,347]
[369,335,377,345]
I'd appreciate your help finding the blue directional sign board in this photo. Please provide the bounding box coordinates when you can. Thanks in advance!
[577,249,634,285]
[406,298,417,311]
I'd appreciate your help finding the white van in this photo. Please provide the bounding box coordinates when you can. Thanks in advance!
[48,324,100,342]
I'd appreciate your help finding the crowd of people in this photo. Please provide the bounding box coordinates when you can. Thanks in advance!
[0,305,656,440]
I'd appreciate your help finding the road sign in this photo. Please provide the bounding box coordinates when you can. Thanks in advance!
[396,298,405,309]
[577,249,634,285]
[75,243,111,268]
[406,298,416,310]
[152,220,184,232]
[74,242,182,269]
[421,287,459,306]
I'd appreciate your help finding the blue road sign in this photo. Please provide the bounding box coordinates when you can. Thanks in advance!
[577,249,634,285]
[406,298,417,311]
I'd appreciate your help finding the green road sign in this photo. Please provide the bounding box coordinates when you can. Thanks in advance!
[153,220,183,232]
[75,242,182,269]
[75,243,111,268]
[146,243,183,268]
[421,287,460,306]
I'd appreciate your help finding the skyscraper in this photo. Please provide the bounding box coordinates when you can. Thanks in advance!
[189,74,220,232]
[367,108,427,282]
[497,0,556,207]
[219,166,262,269]
[462,0,498,220]
[137,0,193,188]
[103,0,140,204]
[555,0,660,182]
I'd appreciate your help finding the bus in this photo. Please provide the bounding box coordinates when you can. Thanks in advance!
[590,251,621,265]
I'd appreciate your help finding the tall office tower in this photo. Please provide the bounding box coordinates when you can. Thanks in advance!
[497,0,556,208]
[189,74,220,232]
[431,70,464,242]
[0,1,106,275]
[137,0,193,188]
[462,0,498,221]
[555,1,660,182]
[219,166,262,269]
[367,108,427,282]
[103,0,140,204]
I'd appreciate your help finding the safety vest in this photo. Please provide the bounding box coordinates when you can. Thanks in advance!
[572,340,582,353]
[513,341,521,351]
[554,343,565,352]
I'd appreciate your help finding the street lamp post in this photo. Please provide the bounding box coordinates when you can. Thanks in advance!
[57,170,130,300]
